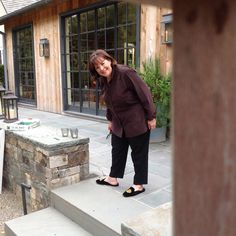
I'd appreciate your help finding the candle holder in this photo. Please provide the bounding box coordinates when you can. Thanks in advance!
[61,128,69,137]
[70,128,78,139]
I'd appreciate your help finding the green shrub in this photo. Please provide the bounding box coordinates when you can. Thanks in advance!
[140,58,171,127]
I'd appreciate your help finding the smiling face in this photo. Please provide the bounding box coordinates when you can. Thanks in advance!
[94,57,112,80]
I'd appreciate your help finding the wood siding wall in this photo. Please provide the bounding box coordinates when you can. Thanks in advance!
[3,0,172,114]
[140,5,172,74]
[4,0,97,113]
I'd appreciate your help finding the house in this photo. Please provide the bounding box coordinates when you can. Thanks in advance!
[0,0,172,118]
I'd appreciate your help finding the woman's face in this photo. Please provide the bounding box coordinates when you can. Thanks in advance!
[94,57,112,79]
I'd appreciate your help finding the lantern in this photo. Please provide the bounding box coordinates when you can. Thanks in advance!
[3,91,18,123]
[161,14,173,44]
[39,38,50,57]
[0,85,6,119]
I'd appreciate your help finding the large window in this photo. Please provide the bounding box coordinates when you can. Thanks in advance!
[13,25,36,103]
[61,2,140,116]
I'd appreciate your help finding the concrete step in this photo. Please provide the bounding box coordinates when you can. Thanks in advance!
[5,177,153,236]
[121,202,172,236]
[5,207,93,236]
[51,177,152,236]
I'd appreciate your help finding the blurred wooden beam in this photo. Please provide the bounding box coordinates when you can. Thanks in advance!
[125,0,172,8]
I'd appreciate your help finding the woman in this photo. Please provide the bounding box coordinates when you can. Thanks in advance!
[89,49,156,197]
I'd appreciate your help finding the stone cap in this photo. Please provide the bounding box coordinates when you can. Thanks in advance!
[6,125,89,150]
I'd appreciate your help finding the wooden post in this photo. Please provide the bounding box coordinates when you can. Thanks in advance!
[174,0,236,235]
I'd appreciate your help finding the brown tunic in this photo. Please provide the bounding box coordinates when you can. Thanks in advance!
[103,64,156,138]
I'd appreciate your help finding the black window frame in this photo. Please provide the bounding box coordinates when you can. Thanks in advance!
[60,1,140,116]
[12,23,36,105]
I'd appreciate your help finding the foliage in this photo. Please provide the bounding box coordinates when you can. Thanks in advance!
[140,58,171,127]
[0,64,4,86]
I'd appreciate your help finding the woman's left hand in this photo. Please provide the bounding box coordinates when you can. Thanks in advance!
[148,119,156,130]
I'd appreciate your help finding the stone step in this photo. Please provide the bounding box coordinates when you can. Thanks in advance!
[5,207,93,236]
[50,177,152,236]
[121,202,172,236]
[5,177,156,236]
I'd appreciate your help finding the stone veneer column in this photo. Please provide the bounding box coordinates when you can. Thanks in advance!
[3,127,89,211]
[174,0,236,235]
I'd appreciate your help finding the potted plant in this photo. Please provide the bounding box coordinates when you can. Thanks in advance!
[140,58,171,142]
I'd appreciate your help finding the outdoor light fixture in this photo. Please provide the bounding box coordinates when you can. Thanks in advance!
[0,85,6,119]
[39,38,50,57]
[161,14,173,44]
[3,91,18,123]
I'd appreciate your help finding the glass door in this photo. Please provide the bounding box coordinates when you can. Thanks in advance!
[61,2,139,116]
[13,25,36,104]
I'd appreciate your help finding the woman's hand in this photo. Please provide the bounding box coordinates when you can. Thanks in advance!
[108,121,112,132]
[147,119,156,130]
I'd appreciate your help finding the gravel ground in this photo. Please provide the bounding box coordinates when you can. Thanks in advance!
[0,188,23,236]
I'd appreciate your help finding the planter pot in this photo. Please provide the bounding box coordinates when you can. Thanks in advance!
[150,126,167,143]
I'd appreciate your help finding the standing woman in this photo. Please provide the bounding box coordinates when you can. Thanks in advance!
[89,49,156,197]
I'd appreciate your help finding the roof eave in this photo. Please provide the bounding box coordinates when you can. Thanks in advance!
[126,0,172,8]
[0,0,53,24]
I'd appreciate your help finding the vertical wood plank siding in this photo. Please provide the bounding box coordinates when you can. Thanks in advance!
[140,6,172,73]
[3,0,170,113]
[4,0,97,113]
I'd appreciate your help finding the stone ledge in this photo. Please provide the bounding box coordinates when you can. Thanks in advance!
[5,125,89,151]
[121,202,172,236]
[3,125,90,211]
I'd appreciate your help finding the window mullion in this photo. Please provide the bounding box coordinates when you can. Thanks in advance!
[114,3,118,59]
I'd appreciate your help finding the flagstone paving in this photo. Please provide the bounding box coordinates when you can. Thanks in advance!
[0,107,172,235]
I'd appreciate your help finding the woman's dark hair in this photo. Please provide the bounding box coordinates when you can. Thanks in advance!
[89,49,117,79]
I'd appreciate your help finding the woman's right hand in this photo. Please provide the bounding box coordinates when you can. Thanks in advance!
[148,118,156,130]
[108,121,112,132]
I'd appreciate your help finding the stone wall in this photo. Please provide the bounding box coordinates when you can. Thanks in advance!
[3,128,89,211]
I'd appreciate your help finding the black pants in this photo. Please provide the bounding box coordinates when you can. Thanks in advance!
[109,130,150,185]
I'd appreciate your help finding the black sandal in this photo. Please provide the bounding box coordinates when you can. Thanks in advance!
[96,178,119,187]
[123,187,145,197]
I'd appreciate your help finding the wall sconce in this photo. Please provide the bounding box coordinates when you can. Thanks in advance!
[39,38,50,57]
[161,14,173,44]
[3,91,18,123]
[0,85,6,119]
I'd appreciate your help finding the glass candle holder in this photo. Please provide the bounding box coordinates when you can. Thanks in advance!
[70,128,78,139]
[61,128,69,137]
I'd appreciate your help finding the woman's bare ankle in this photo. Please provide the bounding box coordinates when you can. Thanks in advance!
[106,176,118,184]
[133,184,143,191]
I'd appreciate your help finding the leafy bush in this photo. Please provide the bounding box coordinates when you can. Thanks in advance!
[140,58,171,127]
